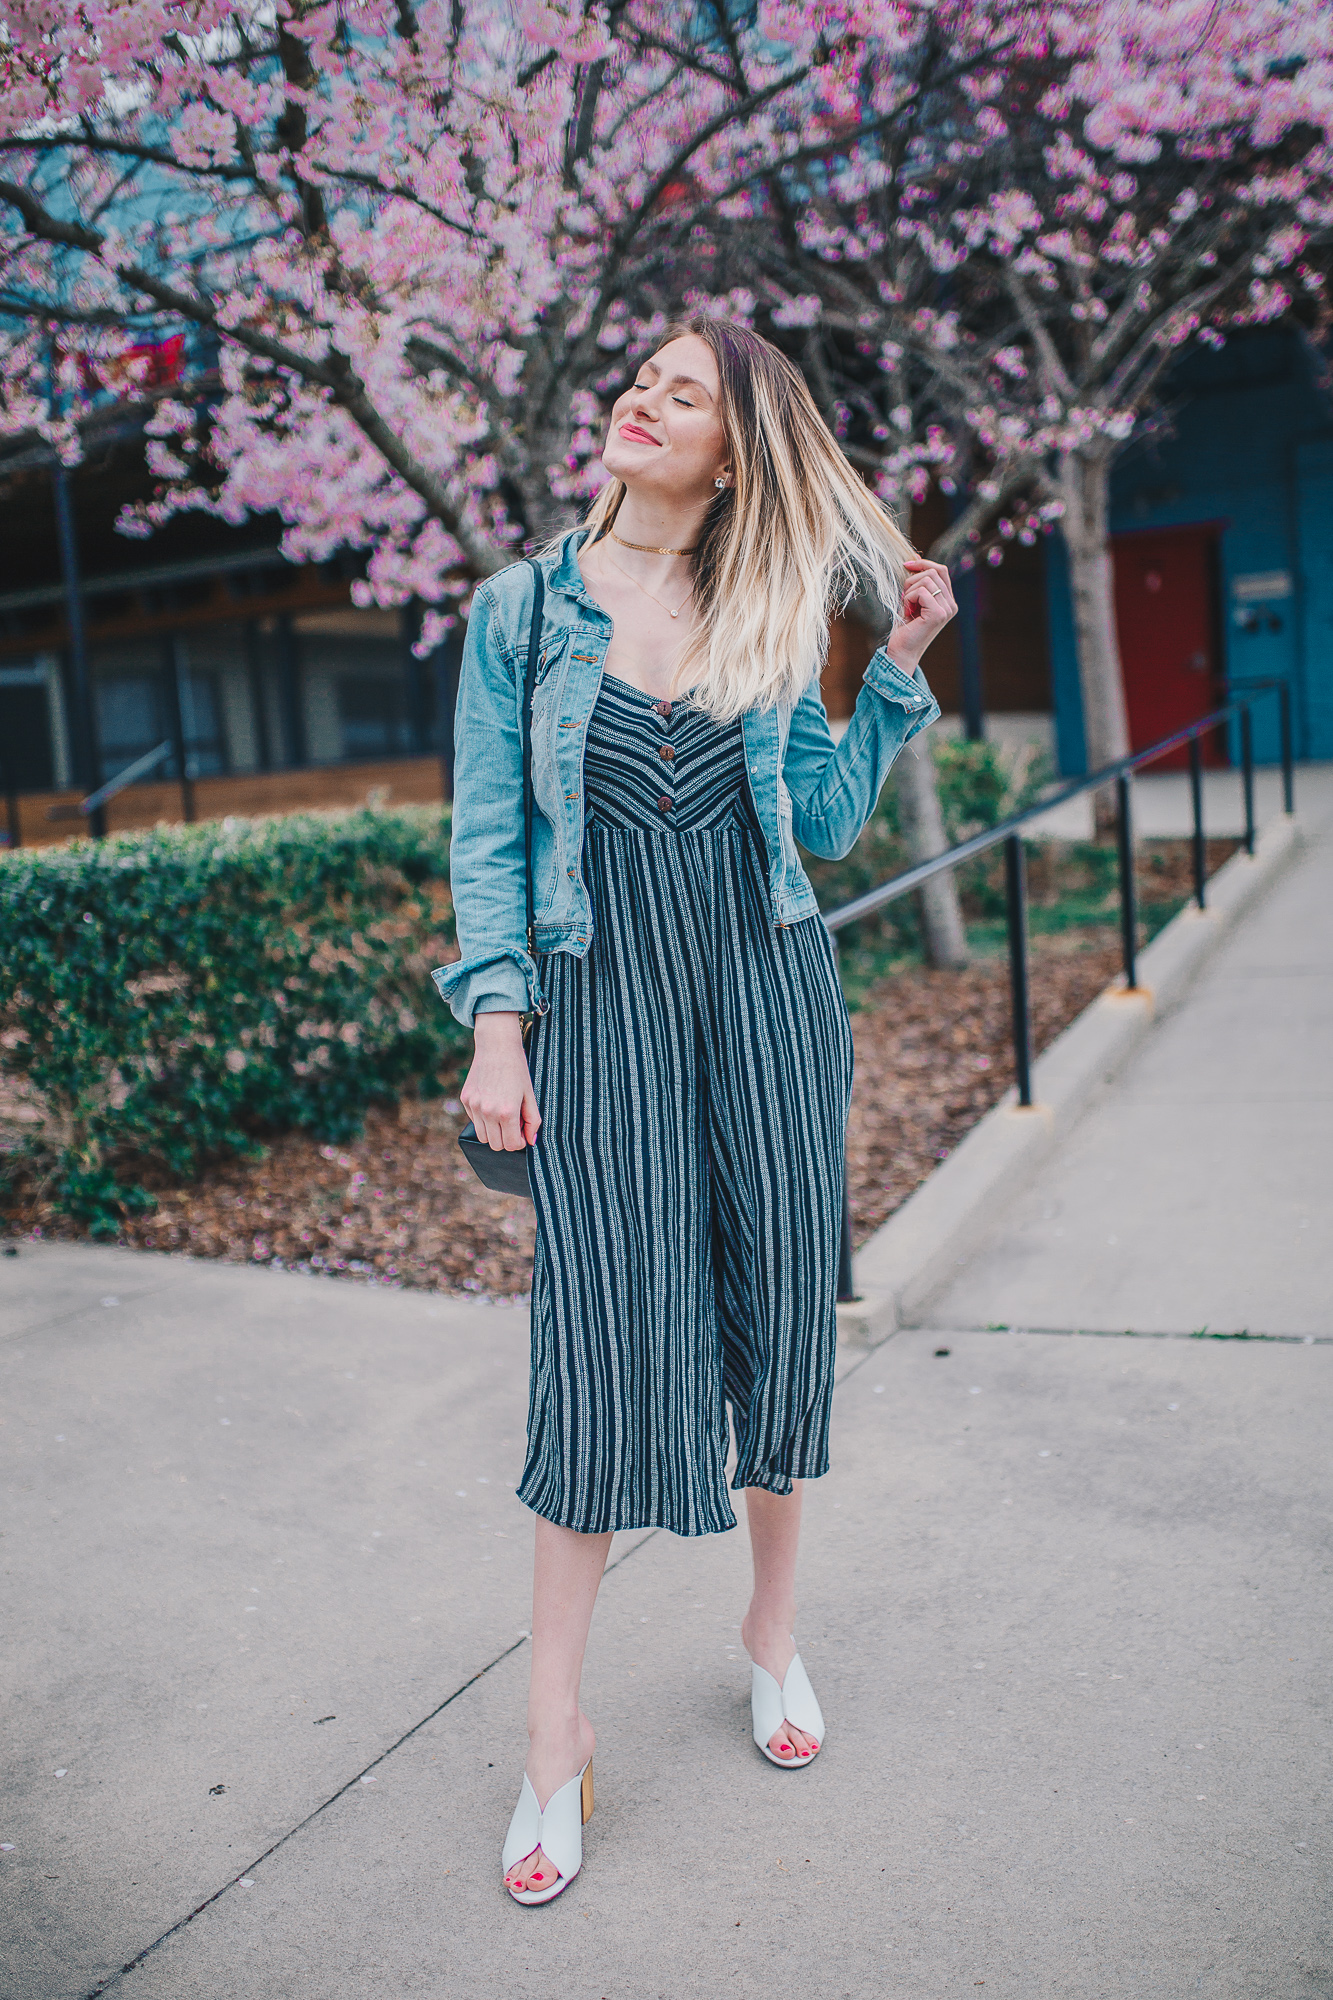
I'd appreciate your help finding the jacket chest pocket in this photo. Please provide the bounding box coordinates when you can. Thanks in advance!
[533,628,570,689]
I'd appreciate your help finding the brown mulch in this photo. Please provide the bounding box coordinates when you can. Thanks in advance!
[845,933,1122,1241]
[3,930,1125,1298]
[3,1095,538,1304]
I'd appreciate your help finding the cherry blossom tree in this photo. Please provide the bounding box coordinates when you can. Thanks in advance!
[0,0,1023,652]
[0,1,1038,979]
[710,4,1333,798]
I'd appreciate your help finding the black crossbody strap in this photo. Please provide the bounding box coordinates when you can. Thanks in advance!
[522,557,545,959]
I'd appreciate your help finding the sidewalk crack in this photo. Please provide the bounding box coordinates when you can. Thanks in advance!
[82,1526,660,1998]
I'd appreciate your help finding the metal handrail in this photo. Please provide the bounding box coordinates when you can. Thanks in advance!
[44,740,174,827]
[825,679,1294,1301]
[822,681,1293,934]
[79,740,175,816]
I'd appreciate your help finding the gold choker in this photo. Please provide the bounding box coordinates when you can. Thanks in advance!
[609,530,697,556]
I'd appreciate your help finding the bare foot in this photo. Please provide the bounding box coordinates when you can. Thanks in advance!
[740,1614,820,1762]
[503,1710,595,1897]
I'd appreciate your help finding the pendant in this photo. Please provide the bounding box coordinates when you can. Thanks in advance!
[670,609,678,619]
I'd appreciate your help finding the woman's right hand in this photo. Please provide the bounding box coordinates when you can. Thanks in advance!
[461,1012,541,1151]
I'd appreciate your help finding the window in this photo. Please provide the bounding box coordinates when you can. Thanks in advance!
[0,663,55,791]
[92,640,229,783]
[337,673,413,759]
[292,608,417,762]
[96,668,164,776]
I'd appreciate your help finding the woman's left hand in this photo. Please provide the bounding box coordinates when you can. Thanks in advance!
[887,558,957,669]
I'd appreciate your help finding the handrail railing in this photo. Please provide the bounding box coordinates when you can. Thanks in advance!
[824,679,1294,1301]
[42,740,175,837]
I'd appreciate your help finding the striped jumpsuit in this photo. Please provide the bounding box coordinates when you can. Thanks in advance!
[520,673,854,1538]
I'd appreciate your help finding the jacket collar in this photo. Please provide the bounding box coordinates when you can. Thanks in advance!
[537,528,605,616]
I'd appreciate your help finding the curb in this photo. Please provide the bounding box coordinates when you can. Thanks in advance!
[835,809,1304,1350]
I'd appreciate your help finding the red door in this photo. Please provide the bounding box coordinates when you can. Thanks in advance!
[1113,526,1224,768]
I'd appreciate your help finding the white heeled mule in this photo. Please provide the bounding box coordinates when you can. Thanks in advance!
[501,1759,593,1905]
[751,1652,825,1767]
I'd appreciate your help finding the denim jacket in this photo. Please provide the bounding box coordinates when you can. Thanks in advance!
[433,530,940,1027]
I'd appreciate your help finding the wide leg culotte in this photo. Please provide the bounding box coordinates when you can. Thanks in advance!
[520,674,854,1537]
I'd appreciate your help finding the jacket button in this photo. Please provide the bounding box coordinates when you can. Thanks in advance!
[657,794,673,813]
[658,744,674,762]
[655,699,672,718]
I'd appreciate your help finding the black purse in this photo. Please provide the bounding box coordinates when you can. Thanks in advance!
[456,559,544,1200]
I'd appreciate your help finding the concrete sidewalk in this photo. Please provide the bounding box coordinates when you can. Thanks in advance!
[3,1243,1330,1999]
[925,771,1333,1337]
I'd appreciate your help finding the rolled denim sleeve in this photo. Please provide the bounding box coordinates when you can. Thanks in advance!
[784,647,939,859]
[431,582,547,1030]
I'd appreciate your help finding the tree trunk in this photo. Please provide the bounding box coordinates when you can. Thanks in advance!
[517,442,579,547]
[1057,448,1131,832]
[895,742,969,969]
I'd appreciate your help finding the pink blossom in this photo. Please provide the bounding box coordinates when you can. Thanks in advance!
[3,0,1331,614]
[771,295,823,329]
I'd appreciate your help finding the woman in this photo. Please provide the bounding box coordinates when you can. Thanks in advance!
[435,316,954,1905]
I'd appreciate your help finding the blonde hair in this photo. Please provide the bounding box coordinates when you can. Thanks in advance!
[581,315,915,722]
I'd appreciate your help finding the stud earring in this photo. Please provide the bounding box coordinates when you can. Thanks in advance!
[715,476,727,490]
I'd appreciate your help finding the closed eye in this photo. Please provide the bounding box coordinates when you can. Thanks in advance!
[632,384,694,407]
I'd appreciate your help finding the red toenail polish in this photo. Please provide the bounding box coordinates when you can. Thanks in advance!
[532,1872,543,1881]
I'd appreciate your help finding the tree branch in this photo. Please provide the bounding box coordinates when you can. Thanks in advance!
[0,132,260,183]
[1102,268,1237,408]
[0,176,504,575]
[699,32,1022,213]
[1000,264,1078,404]
[923,466,1050,569]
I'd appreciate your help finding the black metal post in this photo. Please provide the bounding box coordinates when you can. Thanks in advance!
[275,613,306,767]
[1004,832,1033,1108]
[828,926,856,1303]
[955,565,984,742]
[436,615,464,801]
[1278,681,1294,815]
[837,1159,855,1304]
[244,619,274,771]
[0,753,20,850]
[1116,771,1137,990]
[161,636,196,824]
[50,460,105,838]
[403,604,433,755]
[1188,734,1206,910]
[1240,704,1256,858]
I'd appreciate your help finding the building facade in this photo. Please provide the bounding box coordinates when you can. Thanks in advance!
[1047,328,1333,774]
[2,325,1327,848]
[0,405,452,845]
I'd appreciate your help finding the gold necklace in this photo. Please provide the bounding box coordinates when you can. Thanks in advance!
[609,529,697,556]
[604,550,695,622]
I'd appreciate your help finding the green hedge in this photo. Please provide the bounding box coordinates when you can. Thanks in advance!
[0,746,1049,1231]
[0,807,465,1233]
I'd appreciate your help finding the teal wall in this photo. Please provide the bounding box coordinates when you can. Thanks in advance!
[1045,330,1333,771]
